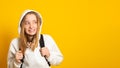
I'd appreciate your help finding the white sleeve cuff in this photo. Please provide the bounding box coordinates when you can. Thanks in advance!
[14,59,22,67]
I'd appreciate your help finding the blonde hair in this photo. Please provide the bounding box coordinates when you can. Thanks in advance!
[19,11,41,53]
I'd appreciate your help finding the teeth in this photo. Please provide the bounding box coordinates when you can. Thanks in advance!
[29,30,34,32]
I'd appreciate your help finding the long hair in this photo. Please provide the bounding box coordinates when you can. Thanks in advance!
[19,11,41,54]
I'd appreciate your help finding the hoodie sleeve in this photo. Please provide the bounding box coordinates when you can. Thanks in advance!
[44,34,63,66]
[7,39,22,68]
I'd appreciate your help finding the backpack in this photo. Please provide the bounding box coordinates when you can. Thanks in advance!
[20,34,50,68]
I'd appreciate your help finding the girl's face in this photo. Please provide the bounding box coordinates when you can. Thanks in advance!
[24,14,37,36]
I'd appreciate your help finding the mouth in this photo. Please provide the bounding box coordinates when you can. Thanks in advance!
[28,29,35,33]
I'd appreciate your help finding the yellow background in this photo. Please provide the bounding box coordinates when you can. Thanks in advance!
[0,0,120,68]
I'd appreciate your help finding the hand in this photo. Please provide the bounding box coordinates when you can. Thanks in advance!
[15,50,23,63]
[40,47,50,58]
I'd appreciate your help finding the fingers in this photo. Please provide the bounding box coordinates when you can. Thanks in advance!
[40,47,45,56]
[40,47,50,58]
[15,50,23,63]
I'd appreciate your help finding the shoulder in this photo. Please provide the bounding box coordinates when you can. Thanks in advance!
[42,34,56,44]
[43,34,54,42]
[42,34,53,39]
[42,34,55,41]
[10,38,20,44]
[9,38,20,51]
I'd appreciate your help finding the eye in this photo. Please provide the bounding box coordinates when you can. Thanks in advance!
[35,22,37,24]
[24,21,30,25]
[33,20,37,24]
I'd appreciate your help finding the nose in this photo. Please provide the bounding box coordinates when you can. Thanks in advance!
[29,23,33,28]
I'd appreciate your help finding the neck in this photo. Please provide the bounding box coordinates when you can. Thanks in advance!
[27,35,34,42]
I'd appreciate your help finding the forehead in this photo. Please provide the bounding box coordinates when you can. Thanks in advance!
[24,14,37,21]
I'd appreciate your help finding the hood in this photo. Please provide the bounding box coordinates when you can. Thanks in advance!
[18,9,43,34]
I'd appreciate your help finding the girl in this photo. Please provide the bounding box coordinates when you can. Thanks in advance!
[7,10,63,68]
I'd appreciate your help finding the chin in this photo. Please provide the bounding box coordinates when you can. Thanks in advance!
[29,33,36,36]
[27,32,36,36]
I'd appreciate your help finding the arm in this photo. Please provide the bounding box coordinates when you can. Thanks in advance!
[45,35,63,65]
[7,39,22,68]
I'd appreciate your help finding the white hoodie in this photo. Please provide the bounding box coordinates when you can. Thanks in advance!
[7,10,63,68]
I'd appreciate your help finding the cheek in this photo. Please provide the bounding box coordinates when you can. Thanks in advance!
[34,25,38,30]
[35,24,38,28]
[24,27,29,32]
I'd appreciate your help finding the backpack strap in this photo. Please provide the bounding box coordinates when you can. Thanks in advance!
[19,49,24,68]
[40,34,51,66]
[19,34,51,68]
